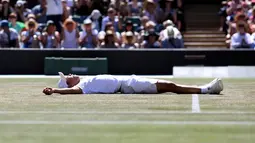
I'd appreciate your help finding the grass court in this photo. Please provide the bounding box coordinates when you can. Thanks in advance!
[0,77,254,143]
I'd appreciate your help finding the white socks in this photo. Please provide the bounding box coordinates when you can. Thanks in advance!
[200,86,209,94]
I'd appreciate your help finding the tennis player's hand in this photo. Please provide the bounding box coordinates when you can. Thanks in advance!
[43,87,54,95]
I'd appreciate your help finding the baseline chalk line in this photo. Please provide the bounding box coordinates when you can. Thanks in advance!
[192,94,201,113]
[0,111,254,114]
[0,120,254,125]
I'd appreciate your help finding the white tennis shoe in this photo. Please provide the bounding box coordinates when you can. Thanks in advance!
[206,78,224,94]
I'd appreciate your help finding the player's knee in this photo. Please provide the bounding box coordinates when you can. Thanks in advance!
[165,82,178,89]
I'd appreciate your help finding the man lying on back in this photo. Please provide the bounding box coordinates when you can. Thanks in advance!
[43,72,223,95]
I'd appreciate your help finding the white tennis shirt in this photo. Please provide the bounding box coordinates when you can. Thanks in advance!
[75,75,158,94]
[76,75,121,94]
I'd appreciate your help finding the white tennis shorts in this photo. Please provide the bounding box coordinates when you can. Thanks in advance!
[120,75,158,94]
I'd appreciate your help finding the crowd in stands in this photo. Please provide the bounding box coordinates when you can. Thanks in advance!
[0,0,185,49]
[219,0,255,49]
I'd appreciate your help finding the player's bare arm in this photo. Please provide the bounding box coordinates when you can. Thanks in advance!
[43,86,82,95]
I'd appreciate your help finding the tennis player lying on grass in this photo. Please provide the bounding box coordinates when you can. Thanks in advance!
[43,72,223,95]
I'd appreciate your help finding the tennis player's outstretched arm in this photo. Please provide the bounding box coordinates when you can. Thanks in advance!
[43,86,83,95]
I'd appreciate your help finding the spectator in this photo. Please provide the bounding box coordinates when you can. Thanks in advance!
[43,0,63,33]
[87,9,102,32]
[251,23,255,34]
[32,0,47,24]
[139,20,156,43]
[74,0,94,18]
[61,18,79,48]
[8,12,25,34]
[0,0,14,20]
[128,0,143,16]
[226,2,243,29]
[141,29,161,48]
[0,20,19,48]
[99,0,111,15]
[14,0,32,23]
[100,30,119,48]
[236,4,245,14]
[176,0,185,31]
[226,13,251,47]
[121,31,139,49]
[27,13,37,21]
[0,0,185,49]
[21,19,41,48]
[145,20,156,31]
[247,1,255,17]
[137,15,149,33]
[248,6,255,24]
[227,0,242,16]
[143,0,163,24]
[250,25,255,45]
[121,20,139,44]
[97,31,105,47]
[101,7,119,32]
[230,21,254,49]
[103,22,121,44]
[242,0,250,14]
[62,0,71,22]
[89,0,105,15]
[161,25,184,48]
[79,18,98,48]
[218,1,228,34]
[249,6,255,31]
[161,0,177,25]
[41,20,60,48]
[27,13,43,32]
[108,0,116,10]
[119,1,129,18]
[159,20,182,41]
[117,1,130,32]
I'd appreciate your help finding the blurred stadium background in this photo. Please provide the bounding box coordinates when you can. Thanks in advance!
[1,0,251,49]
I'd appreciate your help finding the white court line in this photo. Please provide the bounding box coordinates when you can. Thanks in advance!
[0,120,254,125]
[0,75,173,79]
[0,111,254,114]
[192,94,201,113]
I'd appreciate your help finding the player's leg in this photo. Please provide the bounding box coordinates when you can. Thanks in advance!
[156,78,223,94]
[156,81,201,94]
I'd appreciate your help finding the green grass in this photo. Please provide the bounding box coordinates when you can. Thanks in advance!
[0,78,255,143]
[0,125,254,143]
